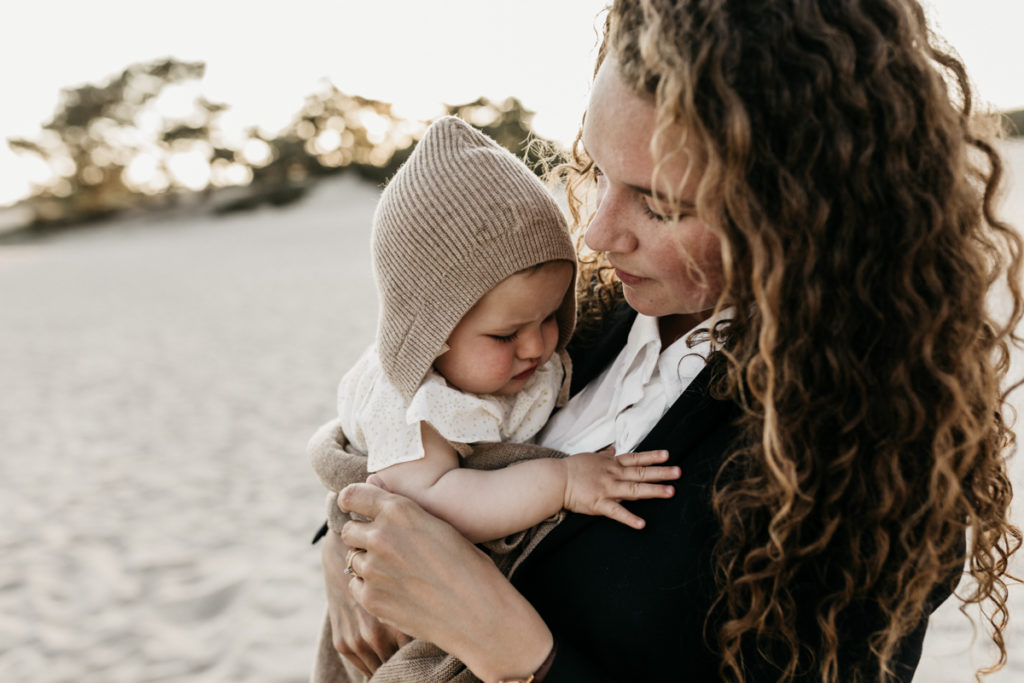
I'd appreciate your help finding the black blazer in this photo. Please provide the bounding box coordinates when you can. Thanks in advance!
[511,306,941,681]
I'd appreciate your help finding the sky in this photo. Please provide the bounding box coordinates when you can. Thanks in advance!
[1,0,1021,207]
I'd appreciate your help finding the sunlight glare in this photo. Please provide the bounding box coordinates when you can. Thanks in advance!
[391,98,444,125]
[167,150,211,191]
[0,165,32,206]
[212,109,251,149]
[313,129,341,155]
[123,152,159,188]
[210,159,252,187]
[153,83,201,120]
[241,138,272,167]
[134,109,163,137]
[358,110,390,144]
[51,155,76,178]
[17,153,55,187]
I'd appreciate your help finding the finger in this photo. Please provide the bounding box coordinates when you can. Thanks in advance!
[339,519,372,553]
[331,625,376,677]
[349,569,369,606]
[350,547,368,579]
[614,481,676,501]
[598,500,647,529]
[394,629,414,647]
[349,638,384,676]
[619,465,681,483]
[337,482,392,517]
[615,449,670,467]
[339,649,373,678]
[360,611,401,662]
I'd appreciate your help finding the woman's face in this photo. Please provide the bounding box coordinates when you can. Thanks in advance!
[583,56,724,337]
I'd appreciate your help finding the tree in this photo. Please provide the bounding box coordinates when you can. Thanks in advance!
[444,97,565,175]
[8,58,221,224]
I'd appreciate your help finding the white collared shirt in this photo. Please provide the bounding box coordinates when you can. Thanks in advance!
[536,312,721,455]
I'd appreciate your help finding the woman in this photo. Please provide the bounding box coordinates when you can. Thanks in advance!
[317,1,1022,680]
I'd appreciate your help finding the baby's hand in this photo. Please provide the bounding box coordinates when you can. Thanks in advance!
[562,448,680,529]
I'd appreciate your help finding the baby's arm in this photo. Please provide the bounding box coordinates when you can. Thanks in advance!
[375,422,680,544]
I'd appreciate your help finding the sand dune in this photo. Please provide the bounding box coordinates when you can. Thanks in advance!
[2,143,1023,682]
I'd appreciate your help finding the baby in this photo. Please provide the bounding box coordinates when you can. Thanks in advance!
[328,116,677,545]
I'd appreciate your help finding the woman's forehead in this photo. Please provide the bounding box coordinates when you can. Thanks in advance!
[584,56,699,196]
[583,58,655,171]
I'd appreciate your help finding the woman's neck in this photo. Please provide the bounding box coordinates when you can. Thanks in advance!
[658,311,711,347]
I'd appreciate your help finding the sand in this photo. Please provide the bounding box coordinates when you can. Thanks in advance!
[2,142,1024,682]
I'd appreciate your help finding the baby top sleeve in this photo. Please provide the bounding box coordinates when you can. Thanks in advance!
[337,347,422,472]
[338,348,565,473]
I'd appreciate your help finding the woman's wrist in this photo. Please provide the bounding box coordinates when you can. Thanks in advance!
[497,641,557,683]
[452,569,554,682]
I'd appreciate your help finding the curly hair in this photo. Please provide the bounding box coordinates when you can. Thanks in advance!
[559,1,1023,680]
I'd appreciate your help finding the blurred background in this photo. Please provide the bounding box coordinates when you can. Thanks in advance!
[0,2,1021,682]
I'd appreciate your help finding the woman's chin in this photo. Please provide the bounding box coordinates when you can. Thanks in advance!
[620,286,663,318]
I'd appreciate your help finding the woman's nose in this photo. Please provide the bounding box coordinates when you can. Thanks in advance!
[584,187,635,254]
[517,326,544,359]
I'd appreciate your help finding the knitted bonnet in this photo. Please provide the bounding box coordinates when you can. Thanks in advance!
[372,116,577,401]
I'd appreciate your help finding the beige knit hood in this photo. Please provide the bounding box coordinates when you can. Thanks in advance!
[372,116,577,401]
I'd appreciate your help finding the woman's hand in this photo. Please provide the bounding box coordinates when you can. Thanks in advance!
[338,481,555,682]
[321,529,413,675]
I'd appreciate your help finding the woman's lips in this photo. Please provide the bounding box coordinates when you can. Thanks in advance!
[513,364,538,381]
[614,267,645,286]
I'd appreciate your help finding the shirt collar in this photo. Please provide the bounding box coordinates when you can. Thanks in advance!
[624,309,734,388]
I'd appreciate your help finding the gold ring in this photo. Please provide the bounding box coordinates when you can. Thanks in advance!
[344,548,366,579]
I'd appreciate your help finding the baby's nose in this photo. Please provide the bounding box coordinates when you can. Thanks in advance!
[517,326,544,359]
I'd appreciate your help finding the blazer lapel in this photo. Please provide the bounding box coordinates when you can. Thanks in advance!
[568,303,636,396]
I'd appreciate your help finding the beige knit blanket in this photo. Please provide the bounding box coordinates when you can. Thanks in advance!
[308,418,568,683]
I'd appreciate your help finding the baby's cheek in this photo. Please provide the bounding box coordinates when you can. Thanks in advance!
[542,320,560,355]
[492,350,519,383]
[494,348,517,376]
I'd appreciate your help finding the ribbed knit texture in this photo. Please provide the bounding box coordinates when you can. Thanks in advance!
[372,116,576,401]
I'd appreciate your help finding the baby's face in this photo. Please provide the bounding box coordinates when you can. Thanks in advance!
[434,261,573,396]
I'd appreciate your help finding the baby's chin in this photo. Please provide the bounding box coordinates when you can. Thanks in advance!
[444,375,518,396]
[491,379,528,396]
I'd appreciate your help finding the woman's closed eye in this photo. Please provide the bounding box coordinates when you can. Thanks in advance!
[642,198,672,222]
[594,163,677,223]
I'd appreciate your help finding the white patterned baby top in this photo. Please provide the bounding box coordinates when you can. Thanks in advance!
[337,346,565,472]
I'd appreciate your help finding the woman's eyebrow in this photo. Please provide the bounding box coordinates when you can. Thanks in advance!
[626,182,657,198]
